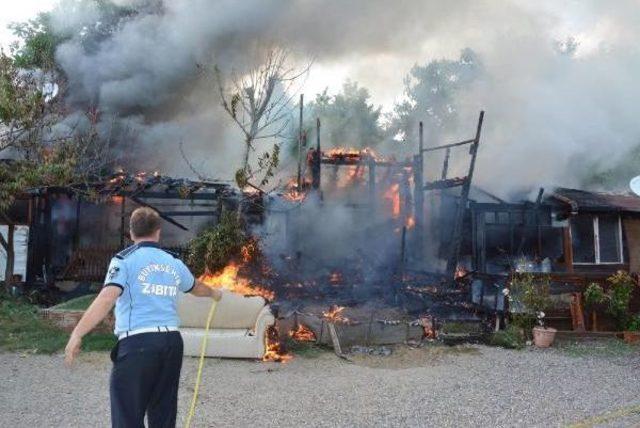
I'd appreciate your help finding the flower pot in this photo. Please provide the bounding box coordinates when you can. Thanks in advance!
[532,326,557,348]
[623,331,640,344]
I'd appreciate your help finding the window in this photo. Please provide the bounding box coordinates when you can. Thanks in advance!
[571,214,624,264]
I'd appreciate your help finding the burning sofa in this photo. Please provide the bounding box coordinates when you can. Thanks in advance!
[177,292,275,359]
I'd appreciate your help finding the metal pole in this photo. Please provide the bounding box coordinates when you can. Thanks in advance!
[296,94,304,190]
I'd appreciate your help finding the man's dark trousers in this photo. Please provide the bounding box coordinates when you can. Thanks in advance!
[110,331,183,428]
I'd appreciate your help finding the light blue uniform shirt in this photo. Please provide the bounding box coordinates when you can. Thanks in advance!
[104,242,195,335]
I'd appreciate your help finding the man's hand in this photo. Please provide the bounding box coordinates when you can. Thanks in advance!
[64,333,82,367]
[62,286,119,368]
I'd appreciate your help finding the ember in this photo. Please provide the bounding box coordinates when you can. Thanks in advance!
[288,324,316,342]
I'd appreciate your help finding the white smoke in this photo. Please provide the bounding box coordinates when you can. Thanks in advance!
[46,0,640,197]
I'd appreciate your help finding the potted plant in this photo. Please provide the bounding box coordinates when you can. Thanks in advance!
[509,272,556,348]
[624,315,640,344]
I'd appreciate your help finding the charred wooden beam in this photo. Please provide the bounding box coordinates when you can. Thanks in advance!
[421,138,475,153]
[446,111,485,278]
[423,177,468,191]
[413,122,425,261]
[129,196,189,231]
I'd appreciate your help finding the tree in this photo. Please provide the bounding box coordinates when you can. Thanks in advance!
[387,48,482,148]
[0,50,110,287]
[300,80,383,151]
[214,47,309,193]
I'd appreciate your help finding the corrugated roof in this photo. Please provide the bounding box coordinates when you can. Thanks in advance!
[550,188,640,213]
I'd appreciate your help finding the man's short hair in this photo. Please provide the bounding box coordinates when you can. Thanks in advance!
[129,207,161,238]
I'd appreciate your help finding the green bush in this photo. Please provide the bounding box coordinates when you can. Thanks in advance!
[186,211,249,276]
[584,282,606,308]
[488,325,525,349]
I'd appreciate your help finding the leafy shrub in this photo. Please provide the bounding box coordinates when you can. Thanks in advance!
[606,271,636,330]
[627,315,640,332]
[186,211,249,276]
[509,272,553,328]
[584,282,606,308]
[488,325,525,349]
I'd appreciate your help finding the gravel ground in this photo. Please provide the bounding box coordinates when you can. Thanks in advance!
[2,343,640,428]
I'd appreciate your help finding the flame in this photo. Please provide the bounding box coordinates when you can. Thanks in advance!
[199,263,275,301]
[288,324,316,342]
[454,265,468,280]
[384,183,401,218]
[420,316,437,340]
[263,327,293,362]
[405,215,415,229]
[110,195,124,204]
[322,305,349,324]
[283,178,307,202]
[329,271,342,285]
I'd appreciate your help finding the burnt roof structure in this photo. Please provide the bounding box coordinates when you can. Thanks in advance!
[550,187,640,215]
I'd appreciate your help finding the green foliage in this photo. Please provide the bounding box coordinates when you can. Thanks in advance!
[9,1,138,71]
[508,272,552,330]
[606,271,636,330]
[0,142,82,212]
[186,212,249,276]
[291,80,383,156]
[0,293,114,354]
[627,315,640,332]
[584,282,606,308]
[9,12,67,70]
[388,48,483,148]
[0,51,46,130]
[583,272,637,330]
[488,325,525,349]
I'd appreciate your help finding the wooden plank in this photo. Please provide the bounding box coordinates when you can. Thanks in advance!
[563,223,574,272]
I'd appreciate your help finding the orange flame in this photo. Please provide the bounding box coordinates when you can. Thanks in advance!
[263,328,293,362]
[405,216,415,229]
[322,305,349,324]
[288,324,316,342]
[384,183,401,218]
[199,263,275,301]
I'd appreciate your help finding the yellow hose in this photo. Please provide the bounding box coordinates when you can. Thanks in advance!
[184,299,218,428]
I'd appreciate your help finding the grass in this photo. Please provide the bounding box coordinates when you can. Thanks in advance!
[0,295,115,354]
[488,325,525,349]
[555,338,640,358]
[440,321,483,334]
[284,337,329,358]
[52,294,97,311]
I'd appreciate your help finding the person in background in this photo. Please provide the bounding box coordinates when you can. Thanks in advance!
[64,207,222,428]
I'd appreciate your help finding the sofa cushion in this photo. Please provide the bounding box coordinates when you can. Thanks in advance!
[178,291,267,329]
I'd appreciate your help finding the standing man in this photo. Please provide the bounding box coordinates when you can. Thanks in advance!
[64,207,222,428]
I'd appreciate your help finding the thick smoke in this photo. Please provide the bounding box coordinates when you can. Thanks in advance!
[48,0,640,197]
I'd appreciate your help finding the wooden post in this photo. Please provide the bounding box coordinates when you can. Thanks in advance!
[413,122,425,261]
[570,292,586,332]
[119,197,126,248]
[446,111,484,277]
[296,94,304,190]
[563,221,574,272]
[311,118,322,190]
[368,158,376,209]
[441,147,450,180]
